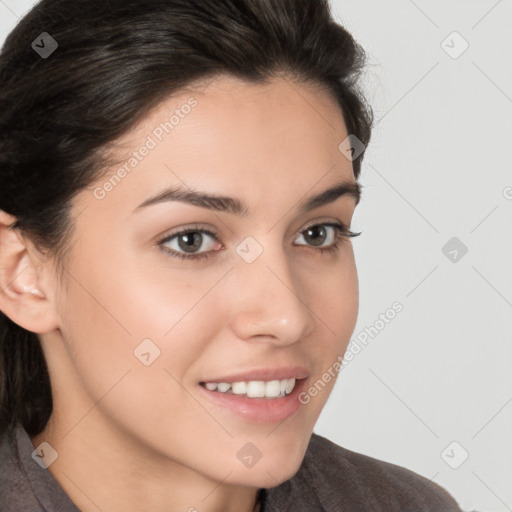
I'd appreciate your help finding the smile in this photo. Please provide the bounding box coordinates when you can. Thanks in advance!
[198,377,309,423]
[200,378,296,399]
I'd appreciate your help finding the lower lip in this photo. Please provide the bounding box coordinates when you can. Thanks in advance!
[198,379,308,423]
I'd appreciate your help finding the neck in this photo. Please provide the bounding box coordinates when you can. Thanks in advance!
[30,415,262,512]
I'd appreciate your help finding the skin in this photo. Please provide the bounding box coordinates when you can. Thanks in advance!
[0,74,360,512]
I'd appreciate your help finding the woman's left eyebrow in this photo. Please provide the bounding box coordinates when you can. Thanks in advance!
[133,179,361,216]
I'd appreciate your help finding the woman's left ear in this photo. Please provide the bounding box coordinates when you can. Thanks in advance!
[0,210,60,334]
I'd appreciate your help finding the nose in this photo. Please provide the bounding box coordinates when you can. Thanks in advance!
[226,240,315,346]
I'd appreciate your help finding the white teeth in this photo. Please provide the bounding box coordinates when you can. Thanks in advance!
[265,380,281,398]
[203,378,296,399]
[285,378,295,394]
[246,381,265,398]
[231,381,247,395]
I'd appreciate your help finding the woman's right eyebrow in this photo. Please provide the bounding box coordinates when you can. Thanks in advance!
[132,179,361,217]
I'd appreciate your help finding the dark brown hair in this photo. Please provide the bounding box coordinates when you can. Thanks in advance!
[0,0,373,441]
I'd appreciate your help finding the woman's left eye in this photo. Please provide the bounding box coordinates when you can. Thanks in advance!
[158,222,361,261]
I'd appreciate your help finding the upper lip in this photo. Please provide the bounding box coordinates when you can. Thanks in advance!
[200,366,310,384]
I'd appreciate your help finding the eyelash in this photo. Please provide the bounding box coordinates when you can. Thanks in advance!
[157,222,361,261]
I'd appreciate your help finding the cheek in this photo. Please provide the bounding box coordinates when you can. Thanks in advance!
[301,250,358,411]
[307,247,359,351]
[54,262,227,450]
[58,270,218,378]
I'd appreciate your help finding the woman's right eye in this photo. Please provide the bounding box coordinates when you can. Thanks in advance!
[158,227,222,261]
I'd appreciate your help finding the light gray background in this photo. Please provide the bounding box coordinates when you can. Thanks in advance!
[1,1,511,511]
[319,2,512,512]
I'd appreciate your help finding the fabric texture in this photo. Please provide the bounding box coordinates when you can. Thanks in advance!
[0,425,462,511]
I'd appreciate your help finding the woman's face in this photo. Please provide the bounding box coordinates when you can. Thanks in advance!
[42,74,360,488]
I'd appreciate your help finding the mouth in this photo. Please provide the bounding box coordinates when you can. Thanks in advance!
[199,378,298,399]
[198,375,309,423]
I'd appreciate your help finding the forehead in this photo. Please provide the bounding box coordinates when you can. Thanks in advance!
[79,74,355,219]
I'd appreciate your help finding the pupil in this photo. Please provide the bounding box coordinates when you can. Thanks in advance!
[306,226,326,246]
[179,232,201,252]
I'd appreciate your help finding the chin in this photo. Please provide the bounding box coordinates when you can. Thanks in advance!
[227,466,303,491]
[225,440,308,489]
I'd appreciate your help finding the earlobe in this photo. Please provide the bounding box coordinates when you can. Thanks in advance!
[0,209,59,333]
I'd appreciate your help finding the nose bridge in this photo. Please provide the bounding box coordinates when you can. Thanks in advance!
[227,234,315,344]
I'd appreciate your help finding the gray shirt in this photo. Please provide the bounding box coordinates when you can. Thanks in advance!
[0,426,462,511]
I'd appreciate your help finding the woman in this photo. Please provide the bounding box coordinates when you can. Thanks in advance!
[0,0,463,510]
